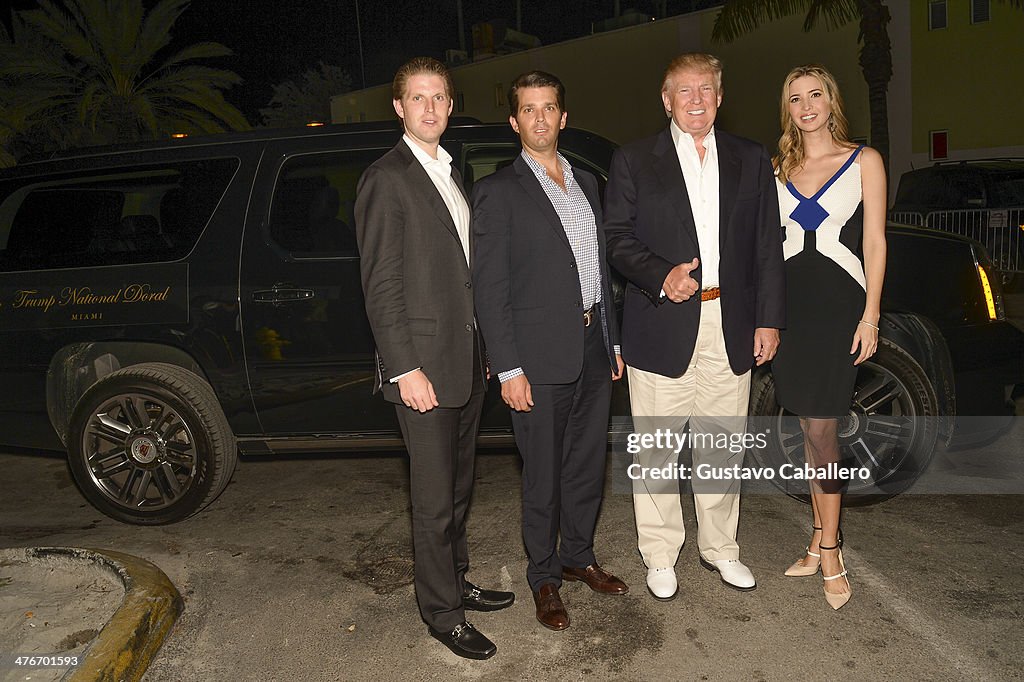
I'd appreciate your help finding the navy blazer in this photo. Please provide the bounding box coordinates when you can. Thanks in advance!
[472,154,620,384]
[604,127,785,377]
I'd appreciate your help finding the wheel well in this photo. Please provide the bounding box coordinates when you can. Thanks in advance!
[46,342,208,446]
[751,312,957,443]
[879,312,956,441]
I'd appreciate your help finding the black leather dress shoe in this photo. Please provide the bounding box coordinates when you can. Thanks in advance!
[462,580,515,612]
[428,621,497,660]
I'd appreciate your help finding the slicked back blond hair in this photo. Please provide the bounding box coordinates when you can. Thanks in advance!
[661,52,723,94]
[392,56,454,102]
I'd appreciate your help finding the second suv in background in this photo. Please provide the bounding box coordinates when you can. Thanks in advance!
[890,159,1024,281]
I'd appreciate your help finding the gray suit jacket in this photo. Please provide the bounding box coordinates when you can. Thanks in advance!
[355,140,484,407]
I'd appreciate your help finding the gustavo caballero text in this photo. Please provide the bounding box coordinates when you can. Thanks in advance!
[627,462,871,481]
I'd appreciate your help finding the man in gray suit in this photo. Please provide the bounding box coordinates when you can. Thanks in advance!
[355,57,513,661]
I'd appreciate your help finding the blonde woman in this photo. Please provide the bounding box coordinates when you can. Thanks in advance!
[770,65,886,610]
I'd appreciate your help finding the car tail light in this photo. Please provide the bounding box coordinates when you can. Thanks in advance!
[976,264,1001,320]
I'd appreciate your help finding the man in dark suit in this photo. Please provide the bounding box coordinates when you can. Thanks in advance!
[355,57,513,660]
[473,71,629,632]
[604,53,785,601]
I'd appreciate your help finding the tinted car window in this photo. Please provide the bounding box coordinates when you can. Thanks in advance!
[267,150,380,256]
[462,144,608,201]
[462,144,519,194]
[0,158,238,271]
[989,171,1024,206]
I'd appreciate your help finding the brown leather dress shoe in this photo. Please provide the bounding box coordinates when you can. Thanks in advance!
[562,563,630,595]
[532,583,570,631]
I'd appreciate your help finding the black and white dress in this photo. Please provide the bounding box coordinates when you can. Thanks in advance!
[772,146,866,418]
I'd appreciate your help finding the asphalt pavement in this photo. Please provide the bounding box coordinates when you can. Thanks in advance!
[1,440,1023,680]
[0,280,1020,681]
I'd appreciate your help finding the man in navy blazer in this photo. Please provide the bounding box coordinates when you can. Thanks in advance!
[473,71,629,632]
[604,53,785,600]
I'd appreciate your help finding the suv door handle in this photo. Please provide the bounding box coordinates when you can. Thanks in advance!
[252,285,316,305]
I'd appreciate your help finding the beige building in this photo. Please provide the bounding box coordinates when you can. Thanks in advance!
[331,3,1023,197]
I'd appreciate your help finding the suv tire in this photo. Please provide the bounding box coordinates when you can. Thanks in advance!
[67,362,237,524]
[750,338,940,505]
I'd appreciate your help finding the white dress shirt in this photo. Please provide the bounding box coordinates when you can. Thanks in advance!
[402,135,471,266]
[670,121,721,288]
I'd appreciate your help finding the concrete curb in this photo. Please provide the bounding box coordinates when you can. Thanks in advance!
[24,547,182,682]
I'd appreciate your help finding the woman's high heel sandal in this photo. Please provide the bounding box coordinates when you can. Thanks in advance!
[819,541,851,610]
[784,526,822,577]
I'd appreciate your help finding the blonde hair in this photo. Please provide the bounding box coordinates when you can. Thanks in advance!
[774,64,853,184]
[392,57,454,102]
[661,53,723,94]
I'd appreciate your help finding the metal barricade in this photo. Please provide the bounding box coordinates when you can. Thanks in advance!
[889,211,924,226]
[889,208,1024,275]
[923,208,1024,274]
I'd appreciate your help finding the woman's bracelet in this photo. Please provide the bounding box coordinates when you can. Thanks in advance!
[859,319,880,330]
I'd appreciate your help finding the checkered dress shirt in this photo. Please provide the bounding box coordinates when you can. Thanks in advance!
[498,150,606,384]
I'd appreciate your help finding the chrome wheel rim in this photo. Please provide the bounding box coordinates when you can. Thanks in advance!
[81,393,197,511]
[772,359,923,494]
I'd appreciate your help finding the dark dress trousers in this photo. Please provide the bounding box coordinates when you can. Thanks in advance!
[603,127,786,377]
[472,155,620,591]
[355,140,486,632]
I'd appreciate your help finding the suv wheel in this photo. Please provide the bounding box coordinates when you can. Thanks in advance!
[750,338,940,504]
[67,362,237,524]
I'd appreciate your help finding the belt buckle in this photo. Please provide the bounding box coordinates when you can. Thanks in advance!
[583,308,593,327]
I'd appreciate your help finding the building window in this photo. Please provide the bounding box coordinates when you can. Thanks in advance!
[971,0,990,23]
[930,130,949,160]
[456,92,465,113]
[494,83,505,109]
[929,0,947,30]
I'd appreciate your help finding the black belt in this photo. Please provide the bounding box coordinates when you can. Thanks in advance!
[583,304,598,327]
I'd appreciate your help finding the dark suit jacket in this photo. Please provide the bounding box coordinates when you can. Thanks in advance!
[472,154,620,384]
[355,140,484,407]
[604,127,785,377]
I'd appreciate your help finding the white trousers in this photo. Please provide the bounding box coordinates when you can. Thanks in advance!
[628,299,751,567]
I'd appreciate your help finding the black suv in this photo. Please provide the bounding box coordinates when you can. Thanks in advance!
[890,159,1024,278]
[0,123,1020,524]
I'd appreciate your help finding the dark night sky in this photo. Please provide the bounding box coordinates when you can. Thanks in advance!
[4,1,719,121]
[175,0,689,119]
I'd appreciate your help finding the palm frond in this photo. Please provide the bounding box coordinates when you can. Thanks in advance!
[24,1,98,70]
[158,42,234,71]
[135,0,191,64]
[803,0,859,32]
[712,0,815,42]
[140,65,243,92]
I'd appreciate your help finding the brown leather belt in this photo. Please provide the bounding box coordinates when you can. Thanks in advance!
[700,287,721,302]
[583,306,595,327]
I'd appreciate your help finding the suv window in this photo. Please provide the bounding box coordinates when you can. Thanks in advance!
[0,158,238,271]
[989,171,1024,206]
[462,144,608,200]
[267,151,376,256]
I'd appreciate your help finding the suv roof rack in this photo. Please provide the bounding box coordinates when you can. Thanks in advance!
[15,117,488,166]
[931,157,1024,167]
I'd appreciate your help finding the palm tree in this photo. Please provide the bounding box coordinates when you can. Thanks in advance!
[0,0,249,166]
[712,0,1024,178]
